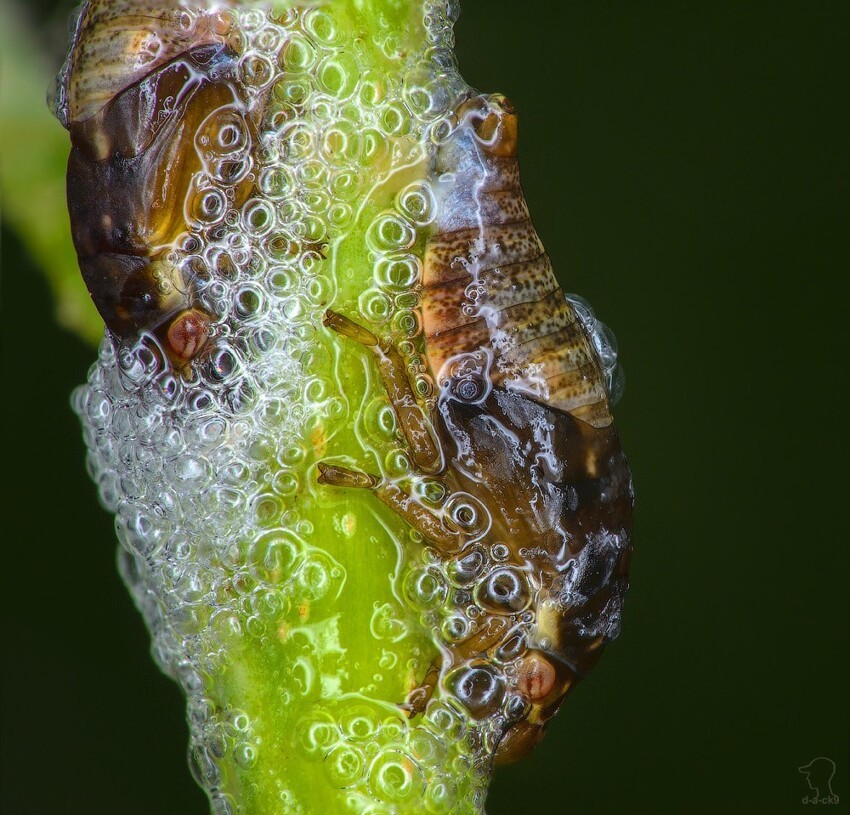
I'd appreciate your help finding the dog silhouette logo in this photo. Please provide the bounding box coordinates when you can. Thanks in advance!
[799,757,839,805]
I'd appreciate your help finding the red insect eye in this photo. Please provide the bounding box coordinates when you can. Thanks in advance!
[167,309,211,361]
[518,654,556,703]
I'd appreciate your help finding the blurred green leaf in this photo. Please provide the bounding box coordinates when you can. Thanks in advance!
[0,1,102,345]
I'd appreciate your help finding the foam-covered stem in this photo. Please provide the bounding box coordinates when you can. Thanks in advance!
[66,2,488,813]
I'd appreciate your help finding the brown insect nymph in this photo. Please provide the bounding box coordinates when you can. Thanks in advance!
[62,5,254,367]
[318,93,633,765]
[319,96,633,764]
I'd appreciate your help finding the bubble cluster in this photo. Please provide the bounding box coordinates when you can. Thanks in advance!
[286,697,479,813]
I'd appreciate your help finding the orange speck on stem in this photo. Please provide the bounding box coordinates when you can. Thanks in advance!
[310,423,327,457]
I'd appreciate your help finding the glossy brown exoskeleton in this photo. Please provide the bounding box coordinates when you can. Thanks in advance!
[319,94,633,765]
[60,4,254,367]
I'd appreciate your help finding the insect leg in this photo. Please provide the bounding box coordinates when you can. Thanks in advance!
[401,656,441,717]
[317,463,462,554]
[323,310,442,474]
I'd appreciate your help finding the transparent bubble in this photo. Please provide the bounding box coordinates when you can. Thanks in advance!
[280,121,318,162]
[255,24,283,54]
[384,449,412,478]
[189,744,221,789]
[442,492,490,538]
[294,555,330,600]
[396,181,438,226]
[494,629,528,663]
[368,749,424,804]
[607,363,626,405]
[339,704,381,743]
[193,187,228,228]
[380,102,413,137]
[370,602,409,642]
[258,165,296,199]
[474,567,531,614]
[323,743,365,788]
[296,712,339,761]
[392,309,422,339]
[359,289,395,324]
[440,612,470,643]
[360,128,390,166]
[402,566,448,610]
[363,397,397,442]
[366,212,416,254]
[321,121,361,165]
[330,169,362,201]
[426,779,459,814]
[248,530,304,584]
[317,54,359,99]
[209,609,245,650]
[408,728,446,765]
[447,547,485,586]
[374,254,421,292]
[281,33,317,73]
[444,662,506,720]
[242,200,276,237]
[302,9,340,46]
[233,742,258,769]
[252,585,289,619]
[326,202,353,230]
[358,70,388,107]
[271,470,299,497]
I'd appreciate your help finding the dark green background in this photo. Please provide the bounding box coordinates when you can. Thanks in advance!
[2,1,847,813]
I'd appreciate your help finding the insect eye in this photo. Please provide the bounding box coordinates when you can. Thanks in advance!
[166,309,211,362]
[517,654,557,704]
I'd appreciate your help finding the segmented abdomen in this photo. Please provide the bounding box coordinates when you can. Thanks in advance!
[57,1,232,128]
[422,94,612,429]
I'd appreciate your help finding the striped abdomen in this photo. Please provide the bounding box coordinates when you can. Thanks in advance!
[422,94,612,428]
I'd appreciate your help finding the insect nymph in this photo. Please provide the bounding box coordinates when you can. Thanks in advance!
[319,93,634,763]
[60,3,255,367]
